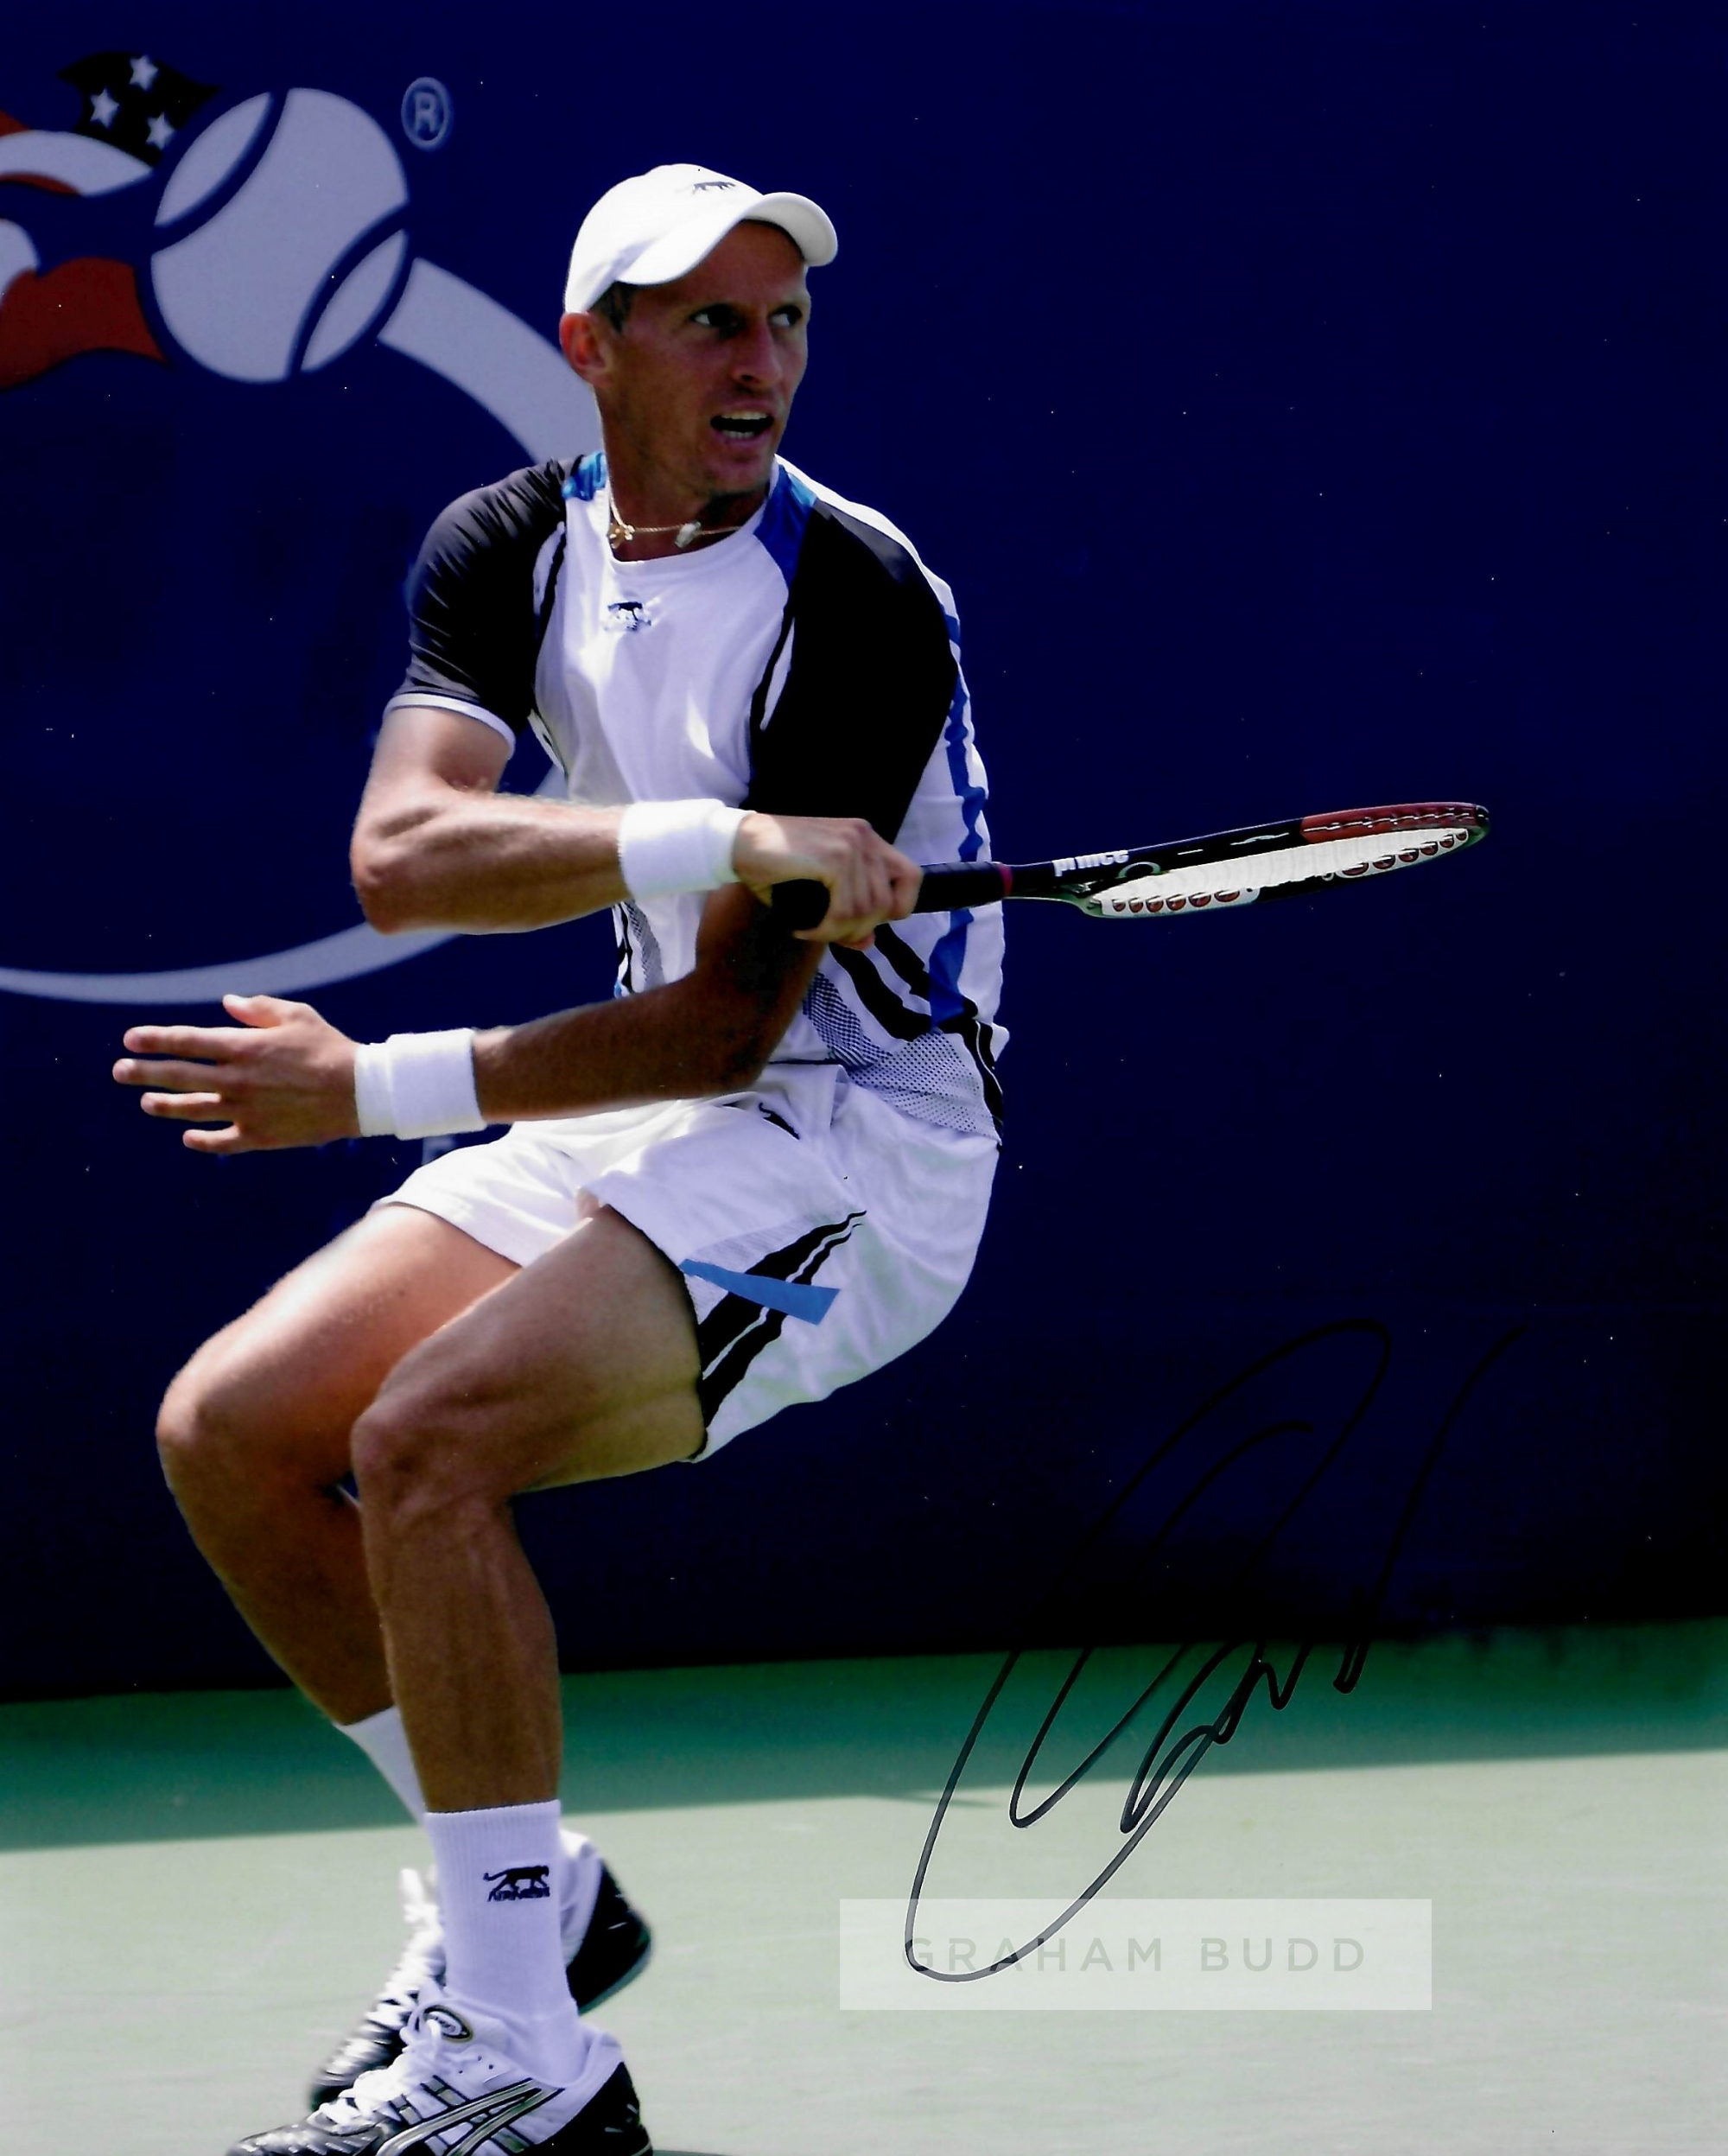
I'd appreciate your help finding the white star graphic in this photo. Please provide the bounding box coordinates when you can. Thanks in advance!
[88,86,120,129]
[129,54,159,90]
[146,112,176,152]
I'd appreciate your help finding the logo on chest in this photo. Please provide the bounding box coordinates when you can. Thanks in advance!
[605,599,653,633]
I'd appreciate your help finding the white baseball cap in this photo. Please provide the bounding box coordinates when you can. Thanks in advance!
[563,162,838,315]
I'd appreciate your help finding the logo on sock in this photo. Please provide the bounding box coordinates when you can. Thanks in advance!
[483,1863,552,1902]
[421,2003,473,2042]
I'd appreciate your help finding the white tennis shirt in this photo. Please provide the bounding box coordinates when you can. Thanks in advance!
[389,453,1007,1138]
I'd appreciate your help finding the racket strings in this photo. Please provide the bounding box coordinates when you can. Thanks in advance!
[1089,826,1473,917]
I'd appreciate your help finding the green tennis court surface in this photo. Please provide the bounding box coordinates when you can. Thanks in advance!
[3,1622,1724,2154]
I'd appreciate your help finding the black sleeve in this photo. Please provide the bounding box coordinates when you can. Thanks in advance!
[392,460,569,738]
[741,503,958,841]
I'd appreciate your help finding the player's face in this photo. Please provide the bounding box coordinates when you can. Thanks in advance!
[562,221,810,508]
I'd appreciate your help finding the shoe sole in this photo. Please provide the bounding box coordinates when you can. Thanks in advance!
[240,2063,652,2155]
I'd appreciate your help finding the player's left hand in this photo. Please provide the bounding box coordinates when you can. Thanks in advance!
[112,994,360,1154]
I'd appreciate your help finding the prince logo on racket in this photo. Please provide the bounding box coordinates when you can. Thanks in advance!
[113,162,1007,2156]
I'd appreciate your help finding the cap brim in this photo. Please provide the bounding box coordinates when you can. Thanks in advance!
[750,192,838,267]
[618,190,837,295]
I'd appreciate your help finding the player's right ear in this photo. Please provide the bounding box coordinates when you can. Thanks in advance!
[559,310,608,384]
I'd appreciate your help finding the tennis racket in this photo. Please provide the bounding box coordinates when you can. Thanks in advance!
[772,801,1489,930]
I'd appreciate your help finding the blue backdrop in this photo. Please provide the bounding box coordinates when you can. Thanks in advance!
[2,0,1722,1696]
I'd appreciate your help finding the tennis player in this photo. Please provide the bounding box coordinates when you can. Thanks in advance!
[115,163,1006,2155]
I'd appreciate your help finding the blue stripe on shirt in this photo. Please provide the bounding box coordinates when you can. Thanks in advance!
[562,453,607,502]
[755,463,814,588]
[941,669,988,864]
[926,665,988,1022]
[926,908,974,1025]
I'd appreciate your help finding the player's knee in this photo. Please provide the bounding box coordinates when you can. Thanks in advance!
[156,1344,316,1504]
[156,1361,245,1497]
[350,1383,503,1533]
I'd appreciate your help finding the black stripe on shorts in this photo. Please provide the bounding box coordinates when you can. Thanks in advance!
[695,1212,864,1428]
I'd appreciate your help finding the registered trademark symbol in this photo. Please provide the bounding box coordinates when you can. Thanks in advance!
[401,76,452,151]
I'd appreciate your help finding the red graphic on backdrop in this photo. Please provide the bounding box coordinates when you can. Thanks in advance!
[0,258,162,388]
[0,54,214,387]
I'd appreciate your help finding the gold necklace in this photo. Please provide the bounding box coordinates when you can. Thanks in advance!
[607,499,754,552]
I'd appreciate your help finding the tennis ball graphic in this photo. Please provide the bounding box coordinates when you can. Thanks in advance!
[150,89,409,382]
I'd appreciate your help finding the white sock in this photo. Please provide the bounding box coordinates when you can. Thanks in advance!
[334,1713,594,1941]
[559,1828,603,1939]
[424,1800,587,2082]
[339,1705,428,1823]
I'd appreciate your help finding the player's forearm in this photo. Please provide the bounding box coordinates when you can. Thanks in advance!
[356,791,923,949]
[472,886,817,1122]
[114,894,818,1153]
[352,789,627,934]
[473,979,786,1123]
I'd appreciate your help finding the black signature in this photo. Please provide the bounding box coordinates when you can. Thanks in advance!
[905,1317,1526,1981]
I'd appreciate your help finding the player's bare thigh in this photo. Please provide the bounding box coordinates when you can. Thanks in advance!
[349,1198,706,1513]
[158,1205,519,1494]
[161,1193,705,1511]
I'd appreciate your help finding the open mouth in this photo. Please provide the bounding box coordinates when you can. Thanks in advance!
[710,411,774,441]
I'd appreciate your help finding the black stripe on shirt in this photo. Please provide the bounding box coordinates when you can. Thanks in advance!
[874,924,1005,1134]
[395,461,570,738]
[827,944,931,1042]
[825,926,1004,1133]
[742,502,956,845]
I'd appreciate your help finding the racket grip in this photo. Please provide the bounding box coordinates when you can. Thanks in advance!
[768,881,833,932]
[769,862,1012,932]
[913,862,1013,912]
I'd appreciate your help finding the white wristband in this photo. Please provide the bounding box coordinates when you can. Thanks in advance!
[353,1030,486,1140]
[617,798,746,900]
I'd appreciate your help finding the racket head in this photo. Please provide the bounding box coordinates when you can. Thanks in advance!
[1070,802,1490,919]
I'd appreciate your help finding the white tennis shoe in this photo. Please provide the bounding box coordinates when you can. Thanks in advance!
[232,1981,650,2154]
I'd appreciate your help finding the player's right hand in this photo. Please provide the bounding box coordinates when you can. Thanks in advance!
[734,812,920,946]
[112,994,360,1154]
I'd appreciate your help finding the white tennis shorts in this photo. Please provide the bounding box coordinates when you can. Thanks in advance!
[379,1064,998,1454]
